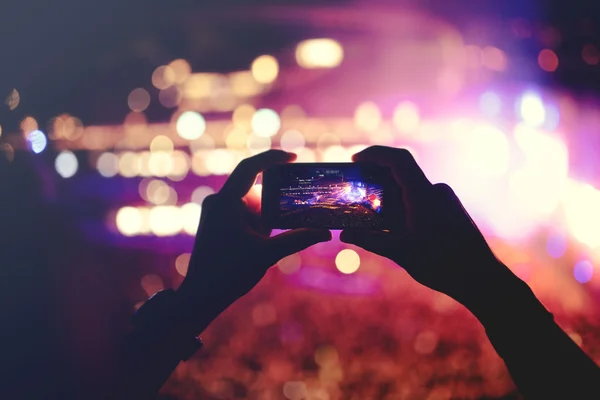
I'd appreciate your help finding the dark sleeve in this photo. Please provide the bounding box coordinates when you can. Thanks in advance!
[468,273,600,399]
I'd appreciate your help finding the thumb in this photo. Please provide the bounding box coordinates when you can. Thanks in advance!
[268,228,332,262]
[340,229,398,259]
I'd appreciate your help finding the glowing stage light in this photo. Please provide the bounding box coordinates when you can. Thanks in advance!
[295,38,343,69]
[205,149,236,175]
[392,102,420,134]
[232,104,256,128]
[176,111,206,140]
[149,206,182,236]
[251,55,279,84]
[251,108,280,137]
[145,180,171,205]
[116,206,143,236]
[168,59,191,84]
[564,181,600,248]
[573,260,594,284]
[519,92,546,127]
[169,151,190,179]
[191,186,214,204]
[118,152,141,177]
[479,92,502,117]
[464,124,510,177]
[55,151,78,178]
[280,130,306,152]
[127,88,151,112]
[148,153,173,177]
[27,130,47,154]
[150,135,174,153]
[335,249,360,274]
[181,203,202,235]
[354,102,381,132]
[182,73,215,99]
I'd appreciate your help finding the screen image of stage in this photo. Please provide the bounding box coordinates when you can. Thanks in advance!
[278,166,384,228]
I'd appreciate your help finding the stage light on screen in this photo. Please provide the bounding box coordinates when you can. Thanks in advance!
[176,111,206,140]
[392,102,420,134]
[27,130,47,154]
[251,108,281,138]
[149,206,182,236]
[277,253,302,274]
[181,203,202,235]
[127,88,151,112]
[97,152,119,177]
[519,92,546,127]
[354,102,381,132]
[175,253,191,277]
[116,206,143,236]
[251,55,279,84]
[55,151,78,178]
[573,260,594,284]
[280,130,306,152]
[564,181,600,248]
[295,38,343,69]
[335,249,360,274]
[479,92,502,117]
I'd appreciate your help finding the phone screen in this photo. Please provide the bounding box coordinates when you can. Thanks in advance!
[262,163,393,229]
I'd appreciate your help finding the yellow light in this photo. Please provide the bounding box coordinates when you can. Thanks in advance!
[335,249,360,274]
[564,181,600,248]
[148,153,173,177]
[296,38,344,69]
[354,102,381,132]
[205,149,236,175]
[169,150,190,179]
[322,145,350,162]
[464,124,510,177]
[229,71,263,97]
[140,274,164,297]
[283,381,308,400]
[52,114,83,141]
[225,126,249,149]
[175,253,192,277]
[152,65,176,89]
[150,135,174,154]
[20,116,38,135]
[189,134,215,153]
[191,152,210,176]
[232,104,256,128]
[182,73,217,99]
[97,152,119,177]
[149,206,182,236]
[316,132,341,151]
[138,151,152,177]
[277,253,302,274]
[127,88,151,112]
[116,206,143,236]
[145,180,171,205]
[55,151,78,178]
[191,186,214,204]
[251,108,281,137]
[168,59,192,84]
[295,148,316,162]
[124,111,148,135]
[247,133,272,154]
[176,111,206,140]
[251,55,279,84]
[181,202,202,235]
[392,102,420,134]
[280,130,306,152]
[118,152,141,177]
[281,104,306,121]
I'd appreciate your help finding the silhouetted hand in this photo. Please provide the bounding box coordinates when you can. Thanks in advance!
[340,146,514,308]
[176,150,331,333]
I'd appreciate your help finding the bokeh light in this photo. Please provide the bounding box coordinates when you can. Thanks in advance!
[127,88,151,112]
[232,104,256,128]
[582,44,600,65]
[55,151,78,178]
[6,88,20,110]
[20,116,38,135]
[392,102,420,134]
[519,92,546,127]
[295,38,344,69]
[181,202,202,235]
[205,149,236,175]
[280,130,306,152]
[251,55,279,84]
[118,152,141,177]
[564,182,600,248]
[152,65,176,89]
[149,206,182,236]
[191,186,214,204]
[168,59,192,84]
[158,86,182,108]
[247,133,272,154]
[354,102,381,132]
[229,71,264,97]
[97,152,119,177]
[175,253,191,277]
[538,49,559,72]
[251,108,281,137]
[573,260,594,284]
[150,135,174,153]
[335,249,360,274]
[277,253,302,274]
[176,111,206,140]
[140,274,164,297]
[145,180,172,205]
[546,232,567,258]
[479,92,502,116]
[27,130,47,154]
[116,206,143,236]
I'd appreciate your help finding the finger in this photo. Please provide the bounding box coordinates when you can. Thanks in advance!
[268,228,332,262]
[221,150,296,199]
[352,146,431,207]
[340,229,398,259]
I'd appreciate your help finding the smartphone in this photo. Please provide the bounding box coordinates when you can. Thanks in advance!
[262,162,400,229]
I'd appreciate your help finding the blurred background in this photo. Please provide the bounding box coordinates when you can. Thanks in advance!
[2,0,600,399]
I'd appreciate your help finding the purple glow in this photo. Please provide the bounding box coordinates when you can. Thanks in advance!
[479,91,501,116]
[573,260,594,284]
[544,104,560,131]
[294,267,379,295]
[546,232,567,258]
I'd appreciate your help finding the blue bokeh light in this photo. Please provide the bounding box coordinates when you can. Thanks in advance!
[479,91,502,117]
[546,232,567,259]
[573,260,594,284]
[27,130,47,154]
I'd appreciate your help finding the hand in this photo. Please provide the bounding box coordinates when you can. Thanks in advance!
[177,150,331,332]
[340,146,517,308]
